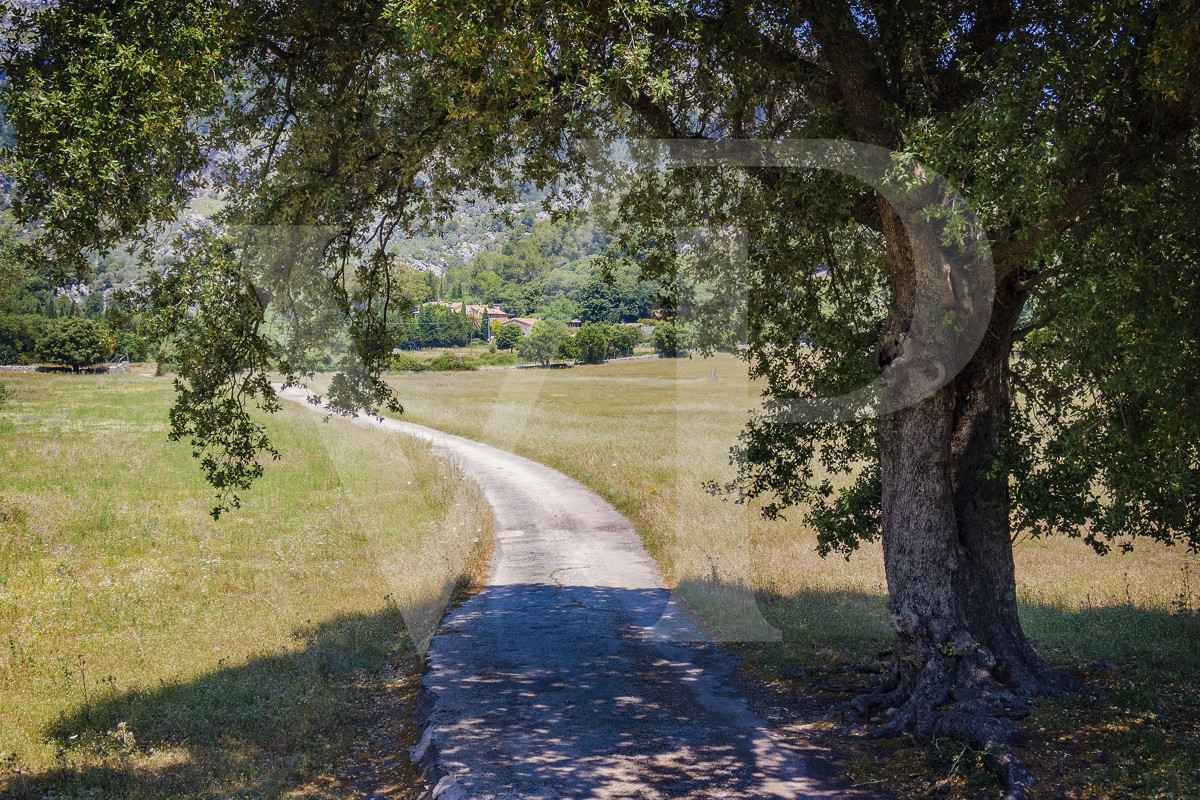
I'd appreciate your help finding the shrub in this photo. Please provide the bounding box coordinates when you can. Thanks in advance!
[518,319,566,366]
[0,381,10,407]
[392,353,429,372]
[607,325,640,358]
[476,352,516,367]
[574,323,610,364]
[428,351,478,371]
[652,320,691,358]
[38,317,113,372]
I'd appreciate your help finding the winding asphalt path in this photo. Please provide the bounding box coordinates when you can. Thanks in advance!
[280,388,836,800]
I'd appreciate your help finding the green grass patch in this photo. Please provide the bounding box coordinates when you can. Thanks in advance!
[376,353,1200,797]
[0,370,492,798]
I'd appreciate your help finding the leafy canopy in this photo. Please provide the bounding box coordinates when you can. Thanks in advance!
[495,321,522,351]
[573,321,609,363]
[37,316,112,372]
[518,319,567,366]
[4,0,1198,547]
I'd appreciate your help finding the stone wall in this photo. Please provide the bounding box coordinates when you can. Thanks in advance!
[0,362,131,374]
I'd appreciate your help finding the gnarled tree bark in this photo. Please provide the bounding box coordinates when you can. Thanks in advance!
[854,278,1080,800]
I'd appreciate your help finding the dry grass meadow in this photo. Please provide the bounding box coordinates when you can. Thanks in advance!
[384,353,1198,652]
[383,352,1200,800]
[0,370,492,799]
[2,355,1196,800]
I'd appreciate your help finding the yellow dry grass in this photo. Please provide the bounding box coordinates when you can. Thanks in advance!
[383,353,1198,662]
[0,370,491,798]
[384,352,1200,798]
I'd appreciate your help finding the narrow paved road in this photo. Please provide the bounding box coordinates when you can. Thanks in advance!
[281,389,839,800]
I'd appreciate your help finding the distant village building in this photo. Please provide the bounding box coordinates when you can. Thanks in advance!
[420,301,509,326]
[509,317,539,335]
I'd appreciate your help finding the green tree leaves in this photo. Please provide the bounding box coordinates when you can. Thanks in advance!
[3,0,232,278]
[495,321,522,351]
[415,304,472,348]
[651,320,688,358]
[573,321,609,363]
[139,224,281,517]
[1006,139,1200,552]
[6,0,1198,553]
[37,316,112,372]
[518,319,567,366]
[0,314,48,365]
[0,226,28,299]
[578,274,618,324]
[606,324,639,357]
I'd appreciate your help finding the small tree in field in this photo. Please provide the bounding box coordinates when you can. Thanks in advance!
[518,320,566,366]
[652,321,689,358]
[573,322,609,364]
[38,317,112,372]
[556,330,579,361]
[607,325,639,358]
[495,322,522,352]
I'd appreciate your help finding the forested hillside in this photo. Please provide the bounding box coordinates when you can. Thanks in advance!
[385,189,660,322]
[0,159,658,364]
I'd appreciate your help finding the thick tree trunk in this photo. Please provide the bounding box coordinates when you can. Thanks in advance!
[797,12,1087,798]
[858,280,1081,799]
[950,283,1083,696]
[877,382,971,704]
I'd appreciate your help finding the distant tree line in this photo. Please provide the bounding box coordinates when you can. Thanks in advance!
[0,227,150,367]
[389,303,489,350]
[508,320,646,367]
[442,218,662,323]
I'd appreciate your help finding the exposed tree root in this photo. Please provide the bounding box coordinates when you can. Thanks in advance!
[838,646,1084,800]
[810,680,872,694]
[926,712,1034,800]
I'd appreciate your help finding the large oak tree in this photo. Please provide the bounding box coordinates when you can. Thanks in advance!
[5,2,1199,796]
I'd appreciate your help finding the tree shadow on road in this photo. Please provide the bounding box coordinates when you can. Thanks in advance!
[417,580,891,800]
[8,578,1195,800]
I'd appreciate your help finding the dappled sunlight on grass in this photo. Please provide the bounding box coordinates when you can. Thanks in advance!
[5,359,1192,797]
[384,353,1200,799]
[4,609,428,800]
[0,371,492,798]
[383,353,1197,655]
